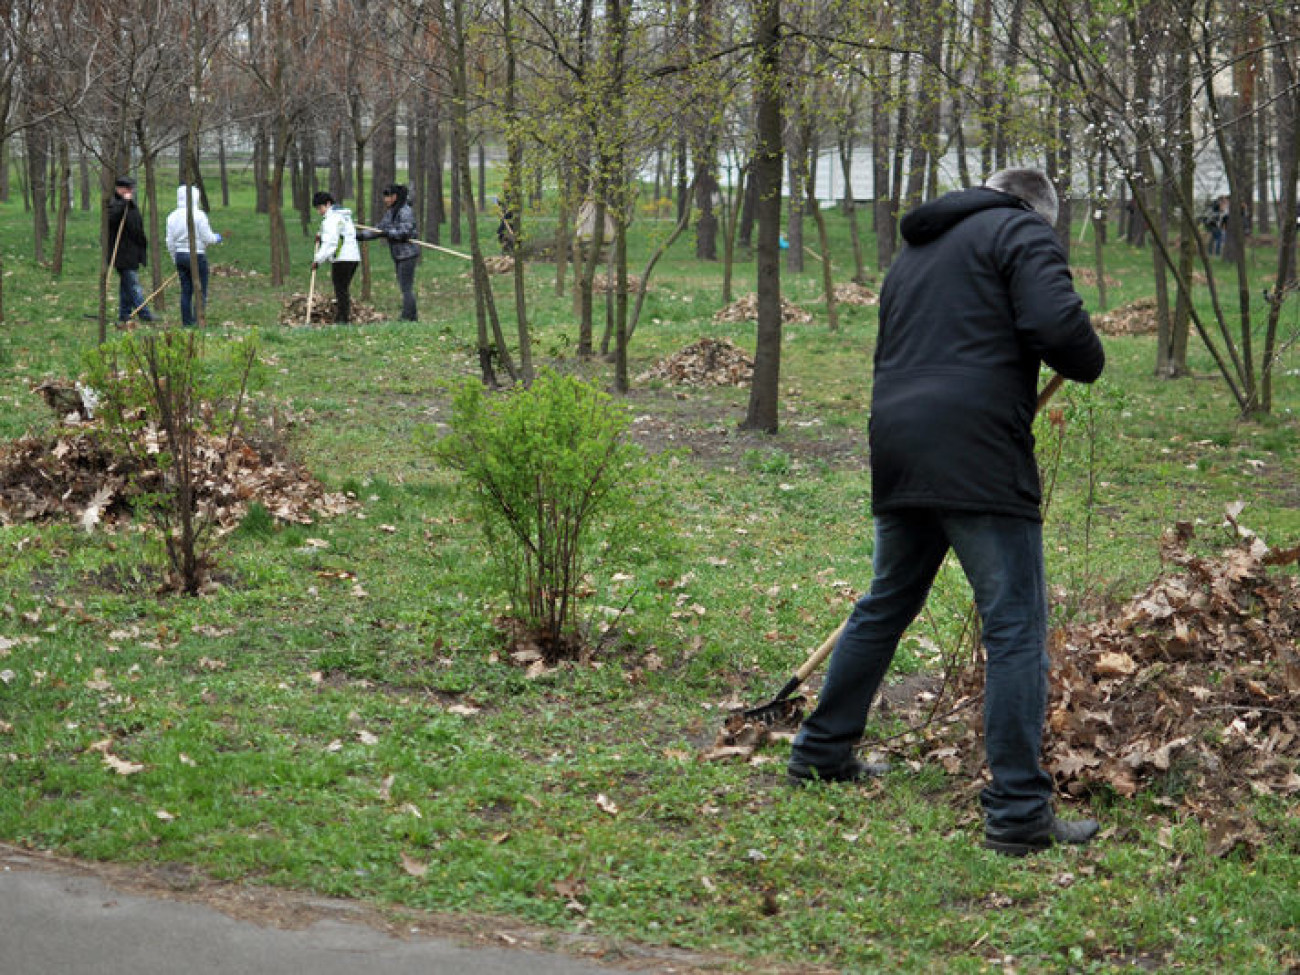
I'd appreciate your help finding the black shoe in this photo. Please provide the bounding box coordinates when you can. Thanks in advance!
[787,757,890,786]
[983,814,1099,857]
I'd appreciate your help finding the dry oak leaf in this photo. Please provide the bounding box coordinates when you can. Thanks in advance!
[400,852,429,877]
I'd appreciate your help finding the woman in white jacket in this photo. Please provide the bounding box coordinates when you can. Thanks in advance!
[311,191,361,324]
[165,185,222,327]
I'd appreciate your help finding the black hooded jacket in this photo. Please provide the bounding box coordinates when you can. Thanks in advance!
[869,187,1105,521]
[106,195,148,271]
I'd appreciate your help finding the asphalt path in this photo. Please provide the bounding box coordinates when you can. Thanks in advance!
[0,845,710,974]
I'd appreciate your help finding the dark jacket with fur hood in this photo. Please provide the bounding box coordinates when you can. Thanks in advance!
[869,187,1105,521]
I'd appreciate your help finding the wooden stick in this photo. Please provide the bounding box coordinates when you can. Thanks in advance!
[305,265,318,327]
[129,271,179,321]
[355,224,473,261]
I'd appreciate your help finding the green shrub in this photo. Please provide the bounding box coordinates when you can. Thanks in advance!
[423,371,666,658]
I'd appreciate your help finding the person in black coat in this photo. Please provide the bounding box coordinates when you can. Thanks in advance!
[787,169,1106,857]
[106,176,155,324]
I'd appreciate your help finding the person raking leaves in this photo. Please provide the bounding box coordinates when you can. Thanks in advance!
[311,191,361,325]
[785,168,1106,857]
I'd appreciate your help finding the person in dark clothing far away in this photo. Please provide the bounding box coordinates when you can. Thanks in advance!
[786,168,1106,858]
[357,184,420,321]
[106,177,155,324]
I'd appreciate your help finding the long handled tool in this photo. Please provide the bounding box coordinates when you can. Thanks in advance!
[128,271,178,323]
[305,264,318,327]
[742,621,846,724]
[355,223,473,261]
[740,372,1069,727]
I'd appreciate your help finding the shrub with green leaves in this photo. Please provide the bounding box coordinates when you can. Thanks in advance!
[424,371,667,657]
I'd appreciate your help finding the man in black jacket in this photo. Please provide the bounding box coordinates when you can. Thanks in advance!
[787,169,1105,857]
[106,177,154,324]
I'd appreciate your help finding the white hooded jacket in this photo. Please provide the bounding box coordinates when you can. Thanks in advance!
[313,205,361,264]
[166,186,221,258]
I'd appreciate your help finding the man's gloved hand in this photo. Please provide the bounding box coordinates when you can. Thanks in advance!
[214,233,224,244]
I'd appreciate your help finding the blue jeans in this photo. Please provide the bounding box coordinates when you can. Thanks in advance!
[175,252,209,327]
[789,509,1054,829]
[117,268,154,322]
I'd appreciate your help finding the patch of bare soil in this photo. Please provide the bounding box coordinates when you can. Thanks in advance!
[0,399,350,532]
[622,389,865,471]
[279,293,385,326]
[0,843,826,973]
[1093,298,1159,336]
[712,294,813,325]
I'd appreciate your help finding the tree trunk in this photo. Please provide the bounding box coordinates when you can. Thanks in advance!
[741,0,783,434]
[51,139,71,276]
[502,0,533,385]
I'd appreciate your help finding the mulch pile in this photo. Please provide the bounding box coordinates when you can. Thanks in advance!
[636,337,754,387]
[0,392,350,532]
[279,293,385,327]
[709,509,1300,848]
[1093,297,1159,336]
[713,293,813,325]
[482,256,515,275]
[833,282,879,306]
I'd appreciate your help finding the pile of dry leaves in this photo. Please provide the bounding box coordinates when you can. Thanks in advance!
[1093,297,1159,336]
[1044,510,1299,798]
[278,293,385,327]
[710,507,1300,840]
[833,282,879,306]
[1071,266,1121,289]
[713,293,813,325]
[591,272,645,294]
[0,413,350,533]
[636,337,754,387]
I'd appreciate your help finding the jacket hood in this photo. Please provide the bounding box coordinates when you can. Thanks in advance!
[175,185,201,211]
[900,187,1032,245]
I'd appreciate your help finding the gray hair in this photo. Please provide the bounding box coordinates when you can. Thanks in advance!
[984,168,1059,226]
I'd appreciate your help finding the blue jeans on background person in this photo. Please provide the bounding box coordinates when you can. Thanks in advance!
[116,268,154,323]
[175,252,210,327]
[788,509,1055,831]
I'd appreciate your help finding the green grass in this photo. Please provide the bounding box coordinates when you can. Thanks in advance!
[0,174,1297,973]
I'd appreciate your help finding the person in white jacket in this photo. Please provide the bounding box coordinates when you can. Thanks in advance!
[165,185,223,327]
[311,191,361,324]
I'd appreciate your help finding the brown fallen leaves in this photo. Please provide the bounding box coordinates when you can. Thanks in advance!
[0,417,350,532]
[712,293,813,325]
[278,293,386,327]
[709,508,1299,848]
[1044,510,1300,807]
[832,282,880,306]
[1093,297,1159,336]
[914,508,1300,846]
[636,337,754,388]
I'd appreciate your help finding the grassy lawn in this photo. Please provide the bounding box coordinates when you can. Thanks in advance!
[1,180,1297,973]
